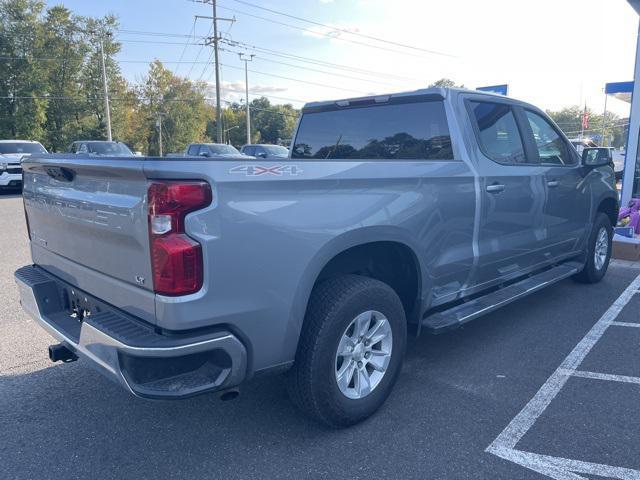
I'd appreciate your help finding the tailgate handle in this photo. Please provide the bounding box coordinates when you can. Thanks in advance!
[45,166,75,182]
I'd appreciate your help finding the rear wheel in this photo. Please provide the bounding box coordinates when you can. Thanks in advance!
[287,275,406,427]
[573,213,612,284]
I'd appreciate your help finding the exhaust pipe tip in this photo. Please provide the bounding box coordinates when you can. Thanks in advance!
[48,343,78,363]
[218,388,240,401]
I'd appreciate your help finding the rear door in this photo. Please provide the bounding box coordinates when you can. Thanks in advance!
[521,109,589,258]
[466,98,548,287]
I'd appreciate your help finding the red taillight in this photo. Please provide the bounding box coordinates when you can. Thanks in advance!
[148,181,212,296]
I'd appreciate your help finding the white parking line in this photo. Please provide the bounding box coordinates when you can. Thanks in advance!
[572,370,640,385]
[487,272,640,480]
[612,321,640,328]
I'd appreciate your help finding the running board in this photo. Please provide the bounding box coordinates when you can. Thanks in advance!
[422,262,582,334]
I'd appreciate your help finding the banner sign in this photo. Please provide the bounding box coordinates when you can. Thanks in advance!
[476,84,509,96]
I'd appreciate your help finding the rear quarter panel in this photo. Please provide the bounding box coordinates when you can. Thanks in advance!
[144,157,475,372]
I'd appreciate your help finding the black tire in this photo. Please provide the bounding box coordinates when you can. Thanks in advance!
[573,213,613,284]
[286,275,406,428]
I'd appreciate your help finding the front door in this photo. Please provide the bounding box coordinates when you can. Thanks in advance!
[522,109,590,259]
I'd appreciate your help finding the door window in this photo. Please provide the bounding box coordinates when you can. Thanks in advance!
[524,111,576,165]
[243,146,255,156]
[187,144,199,156]
[469,101,527,164]
[198,145,209,157]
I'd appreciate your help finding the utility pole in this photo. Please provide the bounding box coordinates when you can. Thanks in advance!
[155,113,166,157]
[211,0,222,143]
[239,53,255,145]
[601,92,608,147]
[195,2,234,144]
[99,35,112,141]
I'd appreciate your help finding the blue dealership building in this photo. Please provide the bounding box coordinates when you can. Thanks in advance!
[622,0,640,205]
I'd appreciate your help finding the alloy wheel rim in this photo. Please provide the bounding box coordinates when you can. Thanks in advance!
[594,227,609,271]
[334,310,393,400]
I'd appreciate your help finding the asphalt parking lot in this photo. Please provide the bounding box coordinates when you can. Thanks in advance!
[1,191,639,480]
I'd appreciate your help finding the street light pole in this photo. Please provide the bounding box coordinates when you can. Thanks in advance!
[99,36,112,141]
[156,112,165,157]
[239,53,255,145]
[224,125,239,144]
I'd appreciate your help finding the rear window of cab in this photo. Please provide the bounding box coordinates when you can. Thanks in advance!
[292,100,453,160]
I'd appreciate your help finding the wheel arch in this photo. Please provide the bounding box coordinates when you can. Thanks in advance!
[596,195,619,227]
[287,227,425,354]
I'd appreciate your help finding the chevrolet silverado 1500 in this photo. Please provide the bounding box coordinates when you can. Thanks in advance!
[15,88,618,426]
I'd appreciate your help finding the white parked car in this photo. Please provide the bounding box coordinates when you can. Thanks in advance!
[0,140,48,191]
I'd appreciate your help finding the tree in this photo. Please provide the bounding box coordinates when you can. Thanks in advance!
[428,78,464,88]
[546,106,627,148]
[250,97,297,145]
[40,5,89,151]
[207,97,299,148]
[0,0,48,140]
[0,3,299,154]
[138,60,210,155]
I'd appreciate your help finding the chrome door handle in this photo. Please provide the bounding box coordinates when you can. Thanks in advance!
[547,180,559,188]
[486,183,505,193]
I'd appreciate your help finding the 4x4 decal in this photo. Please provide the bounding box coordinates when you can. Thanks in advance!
[229,164,302,176]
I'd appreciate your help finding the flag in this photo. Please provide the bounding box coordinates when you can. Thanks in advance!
[581,107,590,130]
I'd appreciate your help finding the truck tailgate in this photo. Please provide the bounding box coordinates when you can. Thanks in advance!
[22,156,156,323]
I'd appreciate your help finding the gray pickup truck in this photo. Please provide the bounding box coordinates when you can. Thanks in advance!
[14,88,617,427]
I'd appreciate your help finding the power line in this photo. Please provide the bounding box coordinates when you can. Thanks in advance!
[117,29,205,39]
[41,27,423,83]
[173,19,197,76]
[221,39,422,82]
[186,24,213,77]
[0,51,417,91]
[226,0,455,58]
[219,62,367,95]
[114,38,201,46]
[196,47,215,81]
[218,45,407,89]
[107,28,428,82]
[214,4,446,61]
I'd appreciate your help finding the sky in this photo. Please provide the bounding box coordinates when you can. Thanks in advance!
[45,0,639,117]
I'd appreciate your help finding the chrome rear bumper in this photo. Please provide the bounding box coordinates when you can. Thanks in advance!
[15,265,247,399]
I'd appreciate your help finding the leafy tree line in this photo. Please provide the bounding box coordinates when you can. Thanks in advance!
[545,106,628,148]
[0,0,299,154]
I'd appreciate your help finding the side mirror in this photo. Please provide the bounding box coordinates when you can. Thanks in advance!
[256,152,267,159]
[199,151,210,158]
[582,147,612,167]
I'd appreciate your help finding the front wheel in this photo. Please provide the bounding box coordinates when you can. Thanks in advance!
[573,213,613,284]
[287,275,406,427]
